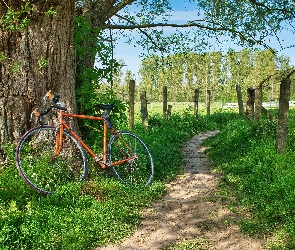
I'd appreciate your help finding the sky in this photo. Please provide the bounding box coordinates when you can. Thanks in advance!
[100,0,295,77]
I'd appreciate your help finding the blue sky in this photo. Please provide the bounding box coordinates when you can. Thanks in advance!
[106,1,295,76]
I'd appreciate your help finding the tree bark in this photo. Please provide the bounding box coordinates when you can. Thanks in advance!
[0,1,76,147]
[206,90,211,115]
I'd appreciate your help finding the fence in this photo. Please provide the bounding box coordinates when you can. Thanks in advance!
[221,101,295,109]
[127,69,295,153]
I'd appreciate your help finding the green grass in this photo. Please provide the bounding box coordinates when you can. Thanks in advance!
[0,110,236,250]
[204,109,295,249]
[6,106,295,249]
[164,237,213,250]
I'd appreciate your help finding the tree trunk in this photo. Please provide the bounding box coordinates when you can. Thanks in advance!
[246,88,255,120]
[206,90,211,115]
[0,1,76,148]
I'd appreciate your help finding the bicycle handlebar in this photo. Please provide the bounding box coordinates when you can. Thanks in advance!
[32,91,68,125]
[44,91,68,111]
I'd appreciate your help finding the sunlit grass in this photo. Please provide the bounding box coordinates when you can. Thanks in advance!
[0,109,236,249]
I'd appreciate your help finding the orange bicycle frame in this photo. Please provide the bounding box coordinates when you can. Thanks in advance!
[54,110,136,169]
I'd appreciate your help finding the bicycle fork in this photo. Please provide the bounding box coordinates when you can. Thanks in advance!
[54,125,63,157]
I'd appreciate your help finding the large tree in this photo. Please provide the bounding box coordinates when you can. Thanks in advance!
[1,0,294,149]
[0,0,76,148]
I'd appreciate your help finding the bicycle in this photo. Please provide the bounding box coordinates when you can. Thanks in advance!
[15,91,154,194]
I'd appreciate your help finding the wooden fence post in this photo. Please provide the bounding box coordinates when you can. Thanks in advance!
[163,86,168,119]
[254,85,262,122]
[246,88,255,120]
[194,89,199,117]
[128,79,135,130]
[167,105,172,119]
[276,78,291,153]
[140,91,149,130]
[254,74,275,122]
[206,90,211,115]
[236,84,244,115]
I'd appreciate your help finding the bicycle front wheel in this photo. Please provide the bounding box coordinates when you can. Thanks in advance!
[16,125,88,194]
[108,131,154,185]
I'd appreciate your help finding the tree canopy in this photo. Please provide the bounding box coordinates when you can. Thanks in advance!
[96,0,295,59]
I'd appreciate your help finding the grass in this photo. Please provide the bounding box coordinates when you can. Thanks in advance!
[204,109,295,249]
[0,109,236,250]
[3,105,295,249]
[164,237,213,250]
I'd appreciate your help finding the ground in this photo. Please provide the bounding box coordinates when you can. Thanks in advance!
[98,131,266,250]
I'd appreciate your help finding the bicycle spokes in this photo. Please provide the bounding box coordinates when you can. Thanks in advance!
[109,132,154,185]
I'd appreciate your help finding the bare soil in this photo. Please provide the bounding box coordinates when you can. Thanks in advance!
[98,131,266,250]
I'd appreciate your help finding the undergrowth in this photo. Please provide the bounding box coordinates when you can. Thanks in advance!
[0,111,236,249]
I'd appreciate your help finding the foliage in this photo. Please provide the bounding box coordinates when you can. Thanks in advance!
[92,0,295,59]
[74,15,126,146]
[44,7,57,18]
[137,49,293,103]
[198,0,295,48]
[0,109,232,249]
[74,16,120,85]
[0,3,32,31]
[204,109,295,249]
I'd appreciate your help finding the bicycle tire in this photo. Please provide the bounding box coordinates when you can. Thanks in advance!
[108,131,154,185]
[16,125,88,194]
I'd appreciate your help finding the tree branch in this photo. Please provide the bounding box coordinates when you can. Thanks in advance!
[102,21,276,53]
[102,22,211,30]
[115,14,165,52]
[248,0,295,18]
[107,0,135,21]
[0,0,8,9]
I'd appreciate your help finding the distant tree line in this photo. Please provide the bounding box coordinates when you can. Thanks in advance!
[135,49,293,103]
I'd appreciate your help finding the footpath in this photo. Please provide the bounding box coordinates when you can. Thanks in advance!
[98,131,266,250]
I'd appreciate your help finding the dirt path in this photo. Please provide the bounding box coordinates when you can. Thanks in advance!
[98,131,266,250]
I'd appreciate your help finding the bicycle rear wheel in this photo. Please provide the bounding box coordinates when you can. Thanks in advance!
[108,131,154,185]
[16,125,88,194]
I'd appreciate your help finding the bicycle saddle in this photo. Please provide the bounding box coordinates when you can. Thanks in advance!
[95,104,115,110]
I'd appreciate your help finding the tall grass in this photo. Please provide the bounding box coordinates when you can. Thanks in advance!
[204,109,295,249]
[0,110,237,249]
